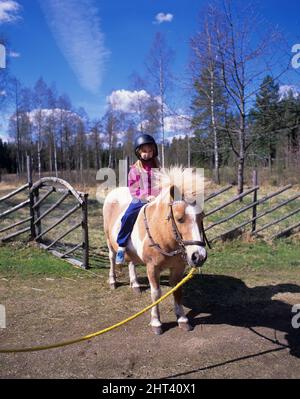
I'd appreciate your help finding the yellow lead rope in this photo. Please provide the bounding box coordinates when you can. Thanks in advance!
[0,268,197,353]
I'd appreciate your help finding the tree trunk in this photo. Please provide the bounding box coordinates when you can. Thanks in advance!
[37,141,42,179]
[60,125,64,171]
[237,156,244,197]
[80,153,83,184]
[16,117,21,176]
[187,136,191,167]
[65,128,71,173]
[159,60,165,168]
[210,77,220,184]
[49,139,53,173]
[53,139,58,177]
[238,109,246,198]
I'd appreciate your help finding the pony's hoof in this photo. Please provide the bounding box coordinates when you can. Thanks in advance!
[132,286,141,295]
[109,283,117,290]
[179,322,193,331]
[152,326,163,335]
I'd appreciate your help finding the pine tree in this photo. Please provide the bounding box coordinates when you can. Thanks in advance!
[279,90,300,167]
[190,66,226,181]
[249,75,280,170]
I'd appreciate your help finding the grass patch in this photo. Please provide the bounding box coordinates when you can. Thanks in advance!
[1,181,299,283]
[0,242,91,279]
[204,239,300,281]
[0,239,299,282]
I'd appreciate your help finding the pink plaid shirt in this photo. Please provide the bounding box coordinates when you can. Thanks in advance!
[128,161,160,201]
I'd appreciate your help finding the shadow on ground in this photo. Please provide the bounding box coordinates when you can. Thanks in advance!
[182,274,300,356]
[154,274,300,378]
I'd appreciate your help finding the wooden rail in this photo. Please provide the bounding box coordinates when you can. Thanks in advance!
[0,199,30,219]
[0,184,29,203]
[35,203,81,241]
[210,191,300,242]
[0,156,89,268]
[206,186,260,217]
[207,185,296,233]
[0,158,33,242]
[205,185,233,201]
[205,170,299,243]
[252,207,300,236]
[271,220,300,239]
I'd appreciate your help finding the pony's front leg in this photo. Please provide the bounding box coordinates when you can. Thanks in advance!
[147,265,162,335]
[128,261,141,294]
[107,241,117,290]
[170,268,192,331]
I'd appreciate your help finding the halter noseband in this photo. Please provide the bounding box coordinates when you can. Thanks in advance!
[143,201,211,262]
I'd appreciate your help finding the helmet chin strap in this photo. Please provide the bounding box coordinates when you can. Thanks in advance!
[141,157,153,163]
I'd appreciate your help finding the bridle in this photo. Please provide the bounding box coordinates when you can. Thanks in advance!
[143,200,211,262]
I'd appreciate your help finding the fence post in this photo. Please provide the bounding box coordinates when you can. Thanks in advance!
[27,155,35,240]
[34,187,42,240]
[252,170,258,233]
[82,193,89,269]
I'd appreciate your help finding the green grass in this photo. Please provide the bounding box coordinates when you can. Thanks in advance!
[206,239,300,272]
[0,239,299,282]
[1,181,299,281]
[0,242,89,279]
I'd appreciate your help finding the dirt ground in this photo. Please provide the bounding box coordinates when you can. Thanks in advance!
[0,269,300,379]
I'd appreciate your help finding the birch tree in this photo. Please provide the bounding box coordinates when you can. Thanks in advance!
[145,32,174,167]
[213,0,284,195]
[9,78,22,175]
[102,106,119,168]
[190,7,227,183]
[32,78,50,177]
[90,119,102,170]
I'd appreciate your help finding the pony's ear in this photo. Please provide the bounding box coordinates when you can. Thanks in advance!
[170,185,175,200]
[170,185,182,202]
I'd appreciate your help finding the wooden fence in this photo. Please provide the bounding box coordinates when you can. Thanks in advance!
[1,162,299,264]
[0,156,89,268]
[204,170,300,243]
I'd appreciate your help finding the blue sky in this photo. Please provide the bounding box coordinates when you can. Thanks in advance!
[2,0,205,119]
[1,0,300,138]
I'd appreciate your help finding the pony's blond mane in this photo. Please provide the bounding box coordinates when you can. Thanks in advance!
[154,166,205,202]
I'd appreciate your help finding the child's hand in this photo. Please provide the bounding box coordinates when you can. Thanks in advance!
[147,195,156,202]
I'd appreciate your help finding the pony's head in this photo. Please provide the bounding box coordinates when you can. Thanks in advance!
[153,167,207,267]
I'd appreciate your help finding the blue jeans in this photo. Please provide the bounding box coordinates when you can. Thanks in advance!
[116,200,147,247]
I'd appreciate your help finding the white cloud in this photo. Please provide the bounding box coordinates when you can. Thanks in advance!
[279,85,300,100]
[140,113,192,143]
[25,108,82,126]
[8,50,20,57]
[164,115,191,133]
[106,89,192,142]
[166,133,189,143]
[0,0,21,24]
[39,0,109,94]
[164,114,193,143]
[107,89,151,113]
[154,12,173,24]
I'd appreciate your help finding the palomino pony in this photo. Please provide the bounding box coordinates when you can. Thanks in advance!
[103,167,208,334]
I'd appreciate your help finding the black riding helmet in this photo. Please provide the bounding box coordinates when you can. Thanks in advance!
[134,134,158,160]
